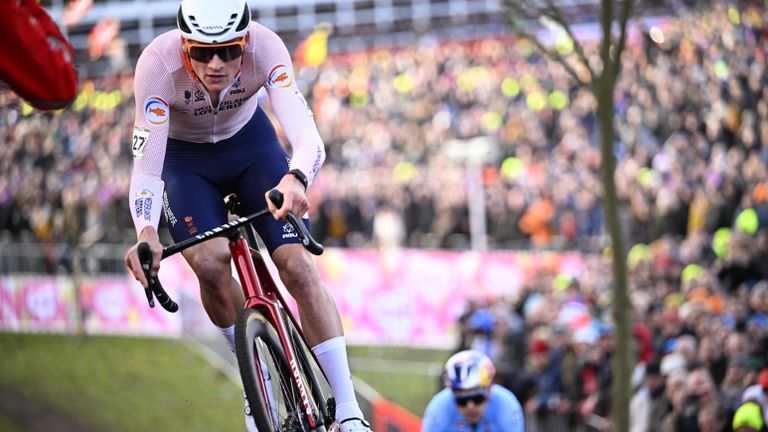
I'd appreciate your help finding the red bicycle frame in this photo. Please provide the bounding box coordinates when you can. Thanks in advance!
[229,233,320,428]
[138,190,327,429]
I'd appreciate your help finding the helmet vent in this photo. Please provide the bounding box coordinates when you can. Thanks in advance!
[177,7,192,34]
[235,2,251,32]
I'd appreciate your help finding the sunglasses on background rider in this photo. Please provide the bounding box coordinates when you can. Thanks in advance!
[186,37,246,63]
[455,393,487,407]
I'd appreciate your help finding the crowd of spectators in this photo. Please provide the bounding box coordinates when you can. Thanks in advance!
[444,5,768,431]
[456,243,768,431]
[2,5,765,255]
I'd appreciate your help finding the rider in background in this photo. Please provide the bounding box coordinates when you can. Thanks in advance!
[0,0,77,110]
[422,350,524,432]
[122,0,371,430]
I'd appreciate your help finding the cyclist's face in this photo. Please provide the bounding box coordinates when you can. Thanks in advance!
[454,389,489,423]
[189,49,241,92]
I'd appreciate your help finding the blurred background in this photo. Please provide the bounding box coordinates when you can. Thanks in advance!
[3,0,768,431]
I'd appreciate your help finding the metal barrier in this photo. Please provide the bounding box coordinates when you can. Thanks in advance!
[0,240,132,275]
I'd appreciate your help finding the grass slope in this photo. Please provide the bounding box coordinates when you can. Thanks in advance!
[0,333,243,432]
[347,345,451,416]
[0,415,20,432]
[0,333,451,429]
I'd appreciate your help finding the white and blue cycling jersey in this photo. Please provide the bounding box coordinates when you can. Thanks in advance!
[421,384,524,432]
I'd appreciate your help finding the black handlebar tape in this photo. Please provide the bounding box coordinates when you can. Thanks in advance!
[149,278,179,313]
[138,242,155,308]
[267,189,284,208]
[137,242,179,313]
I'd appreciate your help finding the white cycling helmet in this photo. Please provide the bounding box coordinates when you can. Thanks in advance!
[444,350,495,391]
[177,0,251,44]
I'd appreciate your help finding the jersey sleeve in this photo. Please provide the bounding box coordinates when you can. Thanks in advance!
[129,45,175,238]
[255,30,325,185]
[491,386,525,432]
[420,389,453,432]
[0,0,77,110]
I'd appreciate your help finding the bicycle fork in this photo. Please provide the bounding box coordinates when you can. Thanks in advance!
[229,231,321,430]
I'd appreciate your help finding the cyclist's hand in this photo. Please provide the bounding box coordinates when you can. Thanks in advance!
[267,173,309,220]
[124,227,163,289]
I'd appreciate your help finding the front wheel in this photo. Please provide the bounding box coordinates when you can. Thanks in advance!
[235,308,328,432]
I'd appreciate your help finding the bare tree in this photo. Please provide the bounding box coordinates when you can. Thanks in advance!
[501,1,635,431]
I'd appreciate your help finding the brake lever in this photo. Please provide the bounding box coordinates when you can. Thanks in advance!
[267,190,324,255]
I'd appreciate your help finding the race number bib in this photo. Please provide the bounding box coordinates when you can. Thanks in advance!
[132,127,150,159]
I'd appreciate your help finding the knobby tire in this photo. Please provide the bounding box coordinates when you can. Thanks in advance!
[235,308,330,432]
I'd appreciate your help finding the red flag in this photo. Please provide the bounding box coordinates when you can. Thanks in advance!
[88,17,119,60]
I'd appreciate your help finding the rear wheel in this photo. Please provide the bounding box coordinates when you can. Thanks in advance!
[235,308,329,432]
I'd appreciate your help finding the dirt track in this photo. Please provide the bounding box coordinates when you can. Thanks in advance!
[0,384,96,432]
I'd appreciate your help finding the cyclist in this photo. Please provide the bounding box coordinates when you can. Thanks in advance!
[0,0,77,110]
[422,350,524,432]
[122,0,371,430]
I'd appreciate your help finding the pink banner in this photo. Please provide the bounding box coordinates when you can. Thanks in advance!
[0,249,585,346]
[17,277,75,332]
[79,277,181,336]
[315,249,585,346]
[0,277,19,330]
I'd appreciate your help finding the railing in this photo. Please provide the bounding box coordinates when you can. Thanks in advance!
[0,239,130,275]
[0,233,607,275]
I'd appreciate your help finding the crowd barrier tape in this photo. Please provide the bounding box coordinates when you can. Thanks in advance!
[1,248,586,345]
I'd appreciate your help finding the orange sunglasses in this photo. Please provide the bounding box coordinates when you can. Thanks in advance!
[185,37,246,63]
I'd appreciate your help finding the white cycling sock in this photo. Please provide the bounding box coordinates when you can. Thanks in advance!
[217,324,236,353]
[312,336,364,421]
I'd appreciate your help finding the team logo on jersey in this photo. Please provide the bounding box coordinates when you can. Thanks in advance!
[144,96,169,125]
[134,187,154,220]
[267,64,293,89]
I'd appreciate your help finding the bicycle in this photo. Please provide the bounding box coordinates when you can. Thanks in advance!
[137,190,335,432]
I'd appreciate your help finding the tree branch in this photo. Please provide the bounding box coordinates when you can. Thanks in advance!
[612,0,636,74]
[503,0,591,88]
[542,0,596,83]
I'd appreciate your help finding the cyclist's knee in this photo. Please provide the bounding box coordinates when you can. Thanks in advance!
[273,246,319,294]
[185,242,231,287]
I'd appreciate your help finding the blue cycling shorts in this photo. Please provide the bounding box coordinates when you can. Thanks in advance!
[161,106,308,255]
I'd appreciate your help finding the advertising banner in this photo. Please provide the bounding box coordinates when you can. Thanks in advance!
[0,249,585,347]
